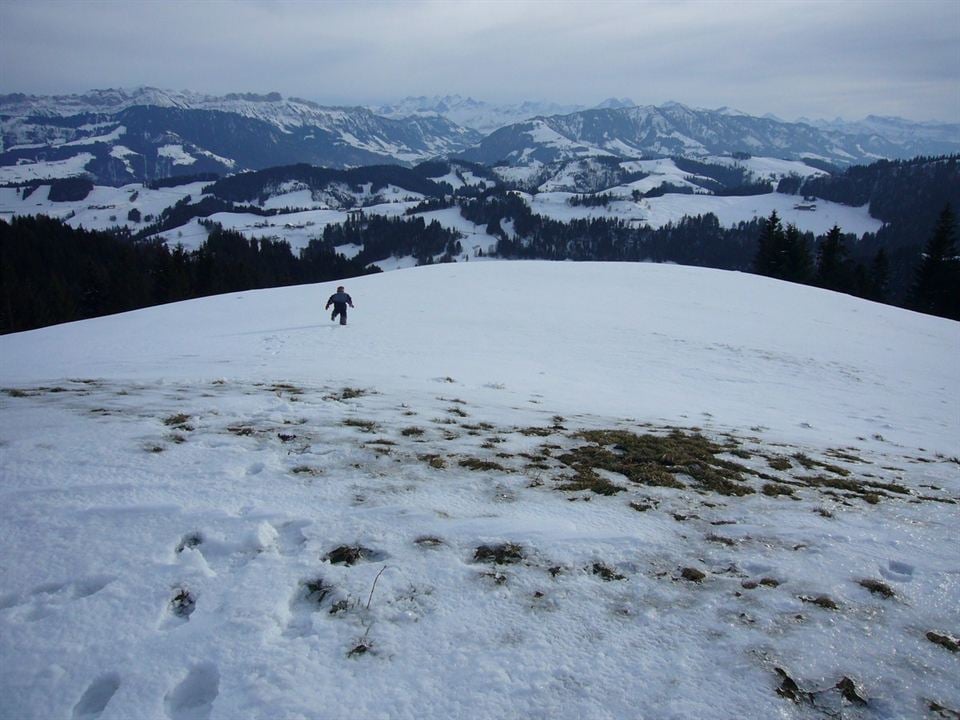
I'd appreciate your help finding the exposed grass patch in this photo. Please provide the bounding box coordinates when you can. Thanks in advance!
[864,479,910,495]
[270,383,305,396]
[826,448,869,464]
[227,425,256,436]
[480,571,508,585]
[462,422,496,432]
[447,406,469,418]
[793,453,850,476]
[418,454,447,469]
[768,456,793,471]
[557,468,625,496]
[325,545,378,566]
[558,429,754,496]
[290,465,320,476]
[3,388,31,398]
[926,631,959,653]
[519,426,554,437]
[474,543,524,564]
[414,536,445,548]
[459,457,508,472]
[401,426,425,437]
[592,563,626,581]
[163,413,193,430]
[301,577,335,605]
[797,474,907,502]
[799,474,863,493]
[347,640,373,658]
[858,578,895,598]
[343,418,378,433]
[762,482,796,497]
[325,387,367,401]
[800,594,839,610]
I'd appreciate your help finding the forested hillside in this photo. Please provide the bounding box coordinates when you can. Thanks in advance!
[0,217,378,334]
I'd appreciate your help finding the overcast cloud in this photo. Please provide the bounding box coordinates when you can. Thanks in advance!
[1,0,958,122]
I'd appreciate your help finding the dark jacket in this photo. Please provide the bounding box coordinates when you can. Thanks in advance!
[326,292,353,308]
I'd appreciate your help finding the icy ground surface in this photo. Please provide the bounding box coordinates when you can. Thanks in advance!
[0,261,957,720]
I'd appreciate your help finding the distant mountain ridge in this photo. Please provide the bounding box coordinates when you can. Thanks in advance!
[0,88,482,185]
[373,94,590,135]
[2,88,958,187]
[457,103,960,167]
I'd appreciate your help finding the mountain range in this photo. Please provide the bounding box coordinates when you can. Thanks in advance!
[456,102,960,168]
[0,89,481,185]
[2,88,958,187]
[373,94,624,135]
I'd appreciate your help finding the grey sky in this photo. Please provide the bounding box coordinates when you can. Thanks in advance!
[1,0,958,122]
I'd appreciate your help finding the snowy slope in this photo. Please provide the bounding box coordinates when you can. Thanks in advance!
[527,191,883,237]
[1,262,958,720]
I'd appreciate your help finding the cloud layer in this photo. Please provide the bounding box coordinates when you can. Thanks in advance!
[1,0,958,122]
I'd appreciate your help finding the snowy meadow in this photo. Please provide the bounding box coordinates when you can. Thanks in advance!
[0,261,957,720]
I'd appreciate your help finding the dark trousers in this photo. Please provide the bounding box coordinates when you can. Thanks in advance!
[331,303,348,325]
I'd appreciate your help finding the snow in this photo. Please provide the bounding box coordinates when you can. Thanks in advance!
[0,261,957,719]
[62,125,126,147]
[528,191,883,237]
[157,145,197,166]
[109,145,139,176]
[428,169,494,191]
[0,153,95,184]
[703,155,828,183]
[261,190,326,212]
[195,148,236,169]
[153,204,497,258]
[0,182,211,232]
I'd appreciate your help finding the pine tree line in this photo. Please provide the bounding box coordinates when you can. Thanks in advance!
[0,217,379,334]
[461,188,958,319]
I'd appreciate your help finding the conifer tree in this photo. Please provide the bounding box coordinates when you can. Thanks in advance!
[909,204,960,319]
[782,224,812,283]
[754,211,784,277]
[869,248,889,302]
[815,225,849,291]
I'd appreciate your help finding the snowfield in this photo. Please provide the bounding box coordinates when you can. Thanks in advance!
[0,261,957,720]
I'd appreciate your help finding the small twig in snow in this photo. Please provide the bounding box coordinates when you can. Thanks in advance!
[367,565,389,610]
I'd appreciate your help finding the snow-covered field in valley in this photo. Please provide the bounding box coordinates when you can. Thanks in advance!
[0,261,957,720]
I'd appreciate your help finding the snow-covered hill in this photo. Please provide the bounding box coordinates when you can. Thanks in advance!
[0,169,883,257]
[1,262,957,719]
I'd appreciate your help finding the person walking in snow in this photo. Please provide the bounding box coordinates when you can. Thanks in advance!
[325,286,354,325]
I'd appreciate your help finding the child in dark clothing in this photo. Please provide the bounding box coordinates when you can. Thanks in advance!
[325,286,354,325]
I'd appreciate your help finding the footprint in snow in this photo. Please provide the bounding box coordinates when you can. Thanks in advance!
[72,672,121,719]
[880,560,915,582]
[275,519,312,556]
[3,576,116,621]
[164,663,220,720]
